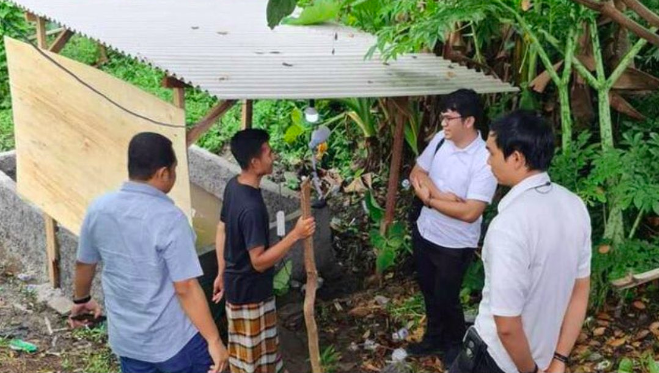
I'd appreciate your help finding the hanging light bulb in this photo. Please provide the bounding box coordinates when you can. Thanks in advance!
[304,99,320,123]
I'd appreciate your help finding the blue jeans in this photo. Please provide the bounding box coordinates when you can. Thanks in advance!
[119,333,212,373]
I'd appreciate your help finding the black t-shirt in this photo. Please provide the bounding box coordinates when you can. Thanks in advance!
[220,176,273,304]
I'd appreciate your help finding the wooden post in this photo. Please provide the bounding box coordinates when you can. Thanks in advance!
[28,12,61,288]
[96,44,109,66]
[162,76,189,110]
[300,179,322,373]
[381,97,409,234]
[44,216,60,288]
[35,16,47,49]
[241,100,253,129]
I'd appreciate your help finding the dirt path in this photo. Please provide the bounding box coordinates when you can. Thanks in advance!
[3,255,658,373]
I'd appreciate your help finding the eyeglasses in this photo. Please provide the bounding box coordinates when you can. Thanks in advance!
[440,115,462,123]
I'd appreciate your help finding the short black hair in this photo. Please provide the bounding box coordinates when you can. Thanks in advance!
[440,89,485,129]
[128,132,177,180]
[490,110,555,171]
[230,129,270,170]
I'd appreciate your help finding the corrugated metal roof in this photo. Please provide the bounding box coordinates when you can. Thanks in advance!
[8,0,518,99]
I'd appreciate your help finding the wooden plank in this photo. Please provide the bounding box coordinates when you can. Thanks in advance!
[44,214,60,288]
[241,100,253,130]
[300,179,322,373]
[35,16,47,49]
[5,38,192,235]
[49,29,74,54]
[186,100,237,146]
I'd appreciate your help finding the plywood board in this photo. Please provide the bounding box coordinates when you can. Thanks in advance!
[5,37,191,235]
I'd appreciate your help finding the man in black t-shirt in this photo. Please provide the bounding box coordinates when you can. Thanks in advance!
[212,129,315,373]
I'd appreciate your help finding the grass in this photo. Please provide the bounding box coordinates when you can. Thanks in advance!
[320,345,342,373]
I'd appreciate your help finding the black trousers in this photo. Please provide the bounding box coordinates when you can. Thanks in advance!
[413,226,475,349]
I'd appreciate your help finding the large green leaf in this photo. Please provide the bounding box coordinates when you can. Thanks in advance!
[284,123,304,144]
[369,229,387,250]
[284,0,341,26]
[364,190,384,223]
[618,358,633,373]
[273,260,292,296]
[376,248,396,274]
[284,108,305,144]
[266,0,297,29]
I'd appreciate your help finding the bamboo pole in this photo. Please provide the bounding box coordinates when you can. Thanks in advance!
[300,179,322,373]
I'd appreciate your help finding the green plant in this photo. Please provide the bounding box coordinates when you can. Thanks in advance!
[0,2,30,109]
[274,260,293,296]
[82,348,118,373]
[363,190,411,274]
[319,345,341,373]
[72,324,108,344]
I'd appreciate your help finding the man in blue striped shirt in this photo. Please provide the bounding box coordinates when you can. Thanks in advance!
[70,132,228,373]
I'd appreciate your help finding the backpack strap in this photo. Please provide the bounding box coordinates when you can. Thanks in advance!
[434,137,446,156]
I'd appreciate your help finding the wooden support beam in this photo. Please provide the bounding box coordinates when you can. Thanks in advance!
[48,29,74,53]
[162,76,191,89]
[24,12,37,22]
[96,44,108,66]
[162,76,188,110]
[381,97,409,234]
[28,27,64,41]
[300,179,322,373]
[241,100,253,130]
[186,100,237,146]
[35,16,48,49]
[173,88,185,110]
[44,214,60,288]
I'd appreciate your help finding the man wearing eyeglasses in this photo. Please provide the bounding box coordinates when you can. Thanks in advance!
[409,89,497,364]
[449,111,591,373]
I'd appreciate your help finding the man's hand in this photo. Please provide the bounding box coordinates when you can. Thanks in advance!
[412,177,431,205]
[68,299,102,328]
[293,217,316,241]
[545,359,566,372]
[436,191,464,203]
[212,274,224,304]
[207,338,229,373]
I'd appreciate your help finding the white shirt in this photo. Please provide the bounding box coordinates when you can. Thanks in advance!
[474,173,592,373]
[416,131,497,248]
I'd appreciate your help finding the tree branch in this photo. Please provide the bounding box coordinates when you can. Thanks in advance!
[621,0,659,28]
[571,0,659,47]
[607,27,658,89]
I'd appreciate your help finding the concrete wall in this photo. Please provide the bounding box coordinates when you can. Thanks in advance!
[0,150,103,298]
[0,148,337,301]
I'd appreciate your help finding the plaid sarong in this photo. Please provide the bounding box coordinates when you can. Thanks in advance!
[226,297,286,373]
